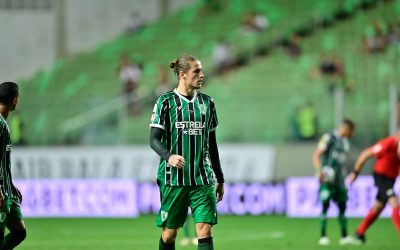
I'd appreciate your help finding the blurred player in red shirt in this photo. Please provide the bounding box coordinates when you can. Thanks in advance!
[349,131,400,243]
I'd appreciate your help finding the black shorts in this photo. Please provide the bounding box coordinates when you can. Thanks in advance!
[373,173,396,203]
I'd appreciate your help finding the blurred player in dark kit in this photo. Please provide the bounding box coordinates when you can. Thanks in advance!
[0,82,26,249]
[312,119,356,245]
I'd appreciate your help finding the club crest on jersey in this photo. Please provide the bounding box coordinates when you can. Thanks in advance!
[199,104,206,114]
[0,213,5,223]
[160,210,168,222]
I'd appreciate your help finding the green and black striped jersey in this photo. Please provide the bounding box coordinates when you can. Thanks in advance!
[150,89,218,186]
[0,115,14,201]
[317,131,350,185]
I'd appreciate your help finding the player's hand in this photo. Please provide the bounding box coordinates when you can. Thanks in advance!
[318,172,324,183]
[168,155,186,169]
[215,183,224,203]
[13,186,22,204]
[316,169,325,183]
[348,171,358,185]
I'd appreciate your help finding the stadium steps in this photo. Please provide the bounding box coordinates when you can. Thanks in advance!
[16,0,391,144]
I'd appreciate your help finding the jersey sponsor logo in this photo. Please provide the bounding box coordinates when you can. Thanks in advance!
[176,121,205,135]
[332,150,346,164]
[386,188,394,197]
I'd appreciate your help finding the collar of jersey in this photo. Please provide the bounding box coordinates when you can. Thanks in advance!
[333,130,341,139]
[174,88,197,103]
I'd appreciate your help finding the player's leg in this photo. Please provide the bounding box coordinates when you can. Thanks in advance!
[196,223,213,250]
[356,174,394,242]
[355,200,384,242]
[387,194,400,233]
[0,212,7,247]
[189,184,217,250]
[160,228,179,250]
[0,231,4,247]
[337,202,347,237]
[2,221,26,250]
[156,184,189,250]
[320,201,330,237]
[1,201,26,250]
[334,185,351,244]
[318,184,331,245]
[180,216,191,246]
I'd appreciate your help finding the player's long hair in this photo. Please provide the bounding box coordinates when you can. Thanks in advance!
[169,54,198,78]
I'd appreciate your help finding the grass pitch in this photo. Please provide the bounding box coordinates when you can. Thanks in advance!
[18,215,399,250]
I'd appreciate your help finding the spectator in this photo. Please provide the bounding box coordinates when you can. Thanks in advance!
[124,11,145,34]
[290,105,302,140]
[318,53,345,93]
[252,11,269,32]
[282,35,302,58]
[9,111,25,146]
[117,54,142,115]
[362,20,388,53]
[387,24,400,45]
[199,0,225,15]
[240,11,270,34]
[297,103,318,141]
[212,39,233,75]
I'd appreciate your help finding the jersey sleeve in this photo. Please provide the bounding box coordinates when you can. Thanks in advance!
[0,124,5,162]
[371,138,388,158]
[317,133,331,151]
[150,97,167,130]
[208,100,218,132]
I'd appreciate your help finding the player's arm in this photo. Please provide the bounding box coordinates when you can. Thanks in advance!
[312,134,330,180]
[312,148,324,174]
[349,147,374,184]
[11,184,22,204]
[149,127,185,169]
[0,128,5,207]
[209,130,224,202]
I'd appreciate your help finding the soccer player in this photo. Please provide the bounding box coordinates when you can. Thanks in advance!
[0,82,26,249]
[180,216,198,246]
[149,54,224,250]
[312,119,356,245]
[349,131,400,242]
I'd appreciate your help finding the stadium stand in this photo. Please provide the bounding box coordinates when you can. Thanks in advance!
[16,0,400,145]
